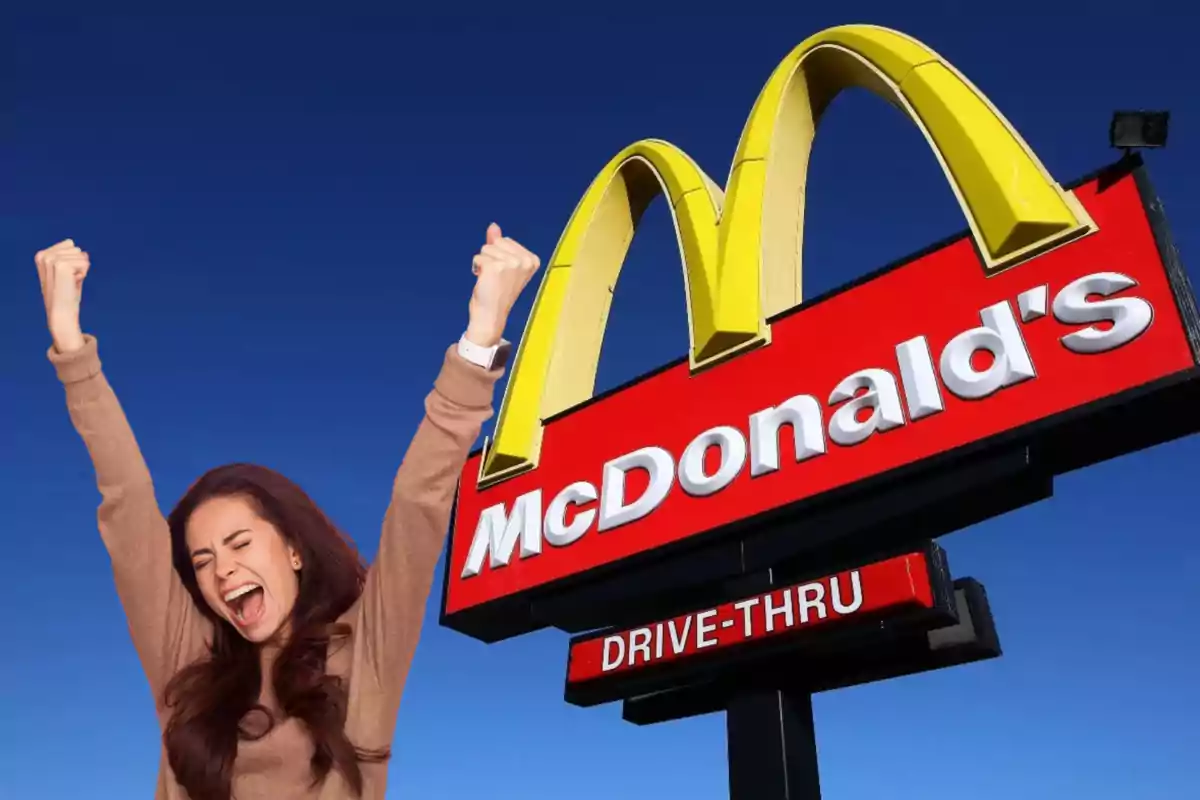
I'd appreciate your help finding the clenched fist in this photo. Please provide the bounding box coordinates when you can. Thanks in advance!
[466,223,540,347]
[36,239,90,354]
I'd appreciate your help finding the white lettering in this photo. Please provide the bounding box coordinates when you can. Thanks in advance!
[828,368,906,446]
[896,336,944,421]
[668,617,692,654]
[602,635,625,671]
[940,300,1035,399]
[798,582,827,623]
[654,622,664,659]
[461,490,542,578]
[764,590,794,632]
[597,447,674,532]
[543,481,598,547]
[1053,272,1153,354]
[695,610,719,648]
[733,597,759,637]
[830,571,863,614]
[461,273,1159,576]
[628,628,652,666]
[748,395,826,477]
[678,426,747,496]
[1018,284,1049,322]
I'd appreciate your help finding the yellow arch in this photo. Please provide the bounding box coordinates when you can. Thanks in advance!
[478,24,1094,487]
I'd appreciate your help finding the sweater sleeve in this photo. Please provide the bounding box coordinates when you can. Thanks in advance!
[48,335,210,710]
[346,344,501,721]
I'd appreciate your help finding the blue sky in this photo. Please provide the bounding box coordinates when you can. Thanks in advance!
[3,4,1198,798]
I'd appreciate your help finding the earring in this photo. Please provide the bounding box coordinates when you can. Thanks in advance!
[292,557,301,569]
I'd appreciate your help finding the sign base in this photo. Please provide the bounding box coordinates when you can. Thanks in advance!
[727,690,823,800]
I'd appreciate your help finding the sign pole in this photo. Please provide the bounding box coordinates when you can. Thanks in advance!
[726,689,822,800]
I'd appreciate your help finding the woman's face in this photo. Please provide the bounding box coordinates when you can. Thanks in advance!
[184,495,303,643]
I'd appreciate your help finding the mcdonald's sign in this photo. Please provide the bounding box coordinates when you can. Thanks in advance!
[439,25,1200,641]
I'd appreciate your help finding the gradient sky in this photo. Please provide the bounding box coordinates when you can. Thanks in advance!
[4,4,1198,799]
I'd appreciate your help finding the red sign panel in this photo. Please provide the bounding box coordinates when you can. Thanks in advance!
[444,167,1198,618]
[566,551,935,684]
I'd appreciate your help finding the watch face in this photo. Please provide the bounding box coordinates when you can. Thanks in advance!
[494,341,513,370]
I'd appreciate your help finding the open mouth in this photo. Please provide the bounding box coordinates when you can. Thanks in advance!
[224,584,266,627]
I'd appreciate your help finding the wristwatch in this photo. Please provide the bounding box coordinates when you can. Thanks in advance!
[457,334,512,371]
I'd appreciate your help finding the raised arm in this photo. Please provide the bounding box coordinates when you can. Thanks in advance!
[38,241,208,708]
[348,223,539,708]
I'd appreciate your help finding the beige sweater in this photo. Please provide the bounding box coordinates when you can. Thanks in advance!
[49,335,501,799]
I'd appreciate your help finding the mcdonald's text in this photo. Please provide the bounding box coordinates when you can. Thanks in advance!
[463,269,1149,581]
[444,169,1198,617]
[566,551,936,684]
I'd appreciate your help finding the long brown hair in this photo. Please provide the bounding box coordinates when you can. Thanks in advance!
[163,463,388,800]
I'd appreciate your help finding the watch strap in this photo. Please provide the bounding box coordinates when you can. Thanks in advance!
[457,334,512,370]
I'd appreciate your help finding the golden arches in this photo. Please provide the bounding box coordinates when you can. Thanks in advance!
[478,24,1093,487]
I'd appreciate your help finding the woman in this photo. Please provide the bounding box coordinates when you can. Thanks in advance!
[36,227,540,799]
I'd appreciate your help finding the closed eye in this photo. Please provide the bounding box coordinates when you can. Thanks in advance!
[189,529,250,570]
